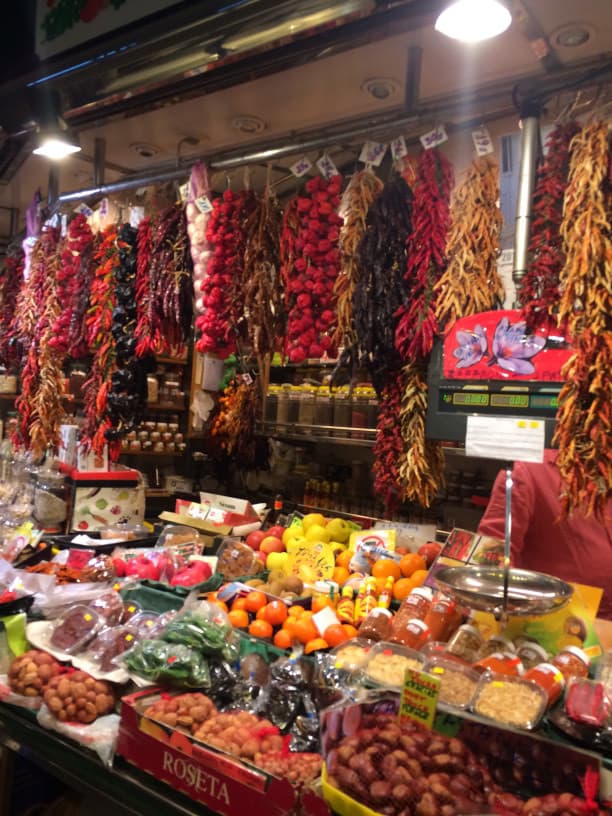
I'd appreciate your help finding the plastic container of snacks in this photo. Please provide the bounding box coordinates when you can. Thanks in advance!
[474,651,524,677]
[425,656,480,710]
[524,662,566,707]
[478,634,516,659]
[552,646,590,682]
[565,678,611,727]
[216,539,258,580]
[362,641,425,689]
[390,617,430,650]
[330,638,374,672]
[595,650,612,694]
[446,624,484,663]
[421,641,450,661]
[471,673,547,730]
[517,642,549,670]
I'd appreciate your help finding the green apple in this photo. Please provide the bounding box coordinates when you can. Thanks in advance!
[266,551,289,572]
[283,525,303,546]
[285,536,306,554]
[326,517,351,544]
[305,524,330,543]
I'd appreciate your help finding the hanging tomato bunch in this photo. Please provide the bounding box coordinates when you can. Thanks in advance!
[282,175,343,363]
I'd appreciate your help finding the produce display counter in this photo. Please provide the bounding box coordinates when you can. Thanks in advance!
[0,704,219,816]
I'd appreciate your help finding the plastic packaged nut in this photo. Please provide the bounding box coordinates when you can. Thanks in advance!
[424,656,480,710]
[330,638,374,672]
[49,604,102,654]
[471,673,547,730]
[362,641,425,689]
[216,538,258,579]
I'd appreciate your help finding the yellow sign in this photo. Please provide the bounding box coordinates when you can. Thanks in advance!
[398,668,440,730]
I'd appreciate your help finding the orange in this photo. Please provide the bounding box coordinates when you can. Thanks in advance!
[264,600,288,627]
[410,569,428,588]
[288,605,304,618]
[274,629,293,650]
[399,553,426,578]
[342,624,358,639]
[332,566,350,586]
[293,617,319,645]
[372,559,401,581]
[231,597,248,612]
[244,591,267,613]
[211,600,228,613]
[282,617,299,638]
[256,606,267,620]
[323,624,349,647]
[393,577,415,601]
[304,638,329,654]
[312,595,334,613]
[228,609,249,629]
[248,619,273,639]
[335,550,352,570]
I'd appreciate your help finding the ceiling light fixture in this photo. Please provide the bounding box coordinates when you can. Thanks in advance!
[361,78,400,100]
[33,121,81,160]
[435,0,511,43]
[231,115,266,134]
[554,24,591,48]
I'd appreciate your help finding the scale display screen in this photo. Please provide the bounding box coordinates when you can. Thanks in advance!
[439,388,559,417]
[450,393,489,406]
[491,394,529,409]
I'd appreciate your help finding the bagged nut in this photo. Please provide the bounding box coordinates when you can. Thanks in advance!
[144,692,217,733]
[43,670,115,724]
[8,650,62,697]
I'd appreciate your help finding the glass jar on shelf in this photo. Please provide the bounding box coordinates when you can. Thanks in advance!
[265,385,280,427]
[275,384,291,429]
[287,386,301,426]
[313,385,333,434]
[298,385,316,430]
[332,387,351,437]
[351,386,369,439]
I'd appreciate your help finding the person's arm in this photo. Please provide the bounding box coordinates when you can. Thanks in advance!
[477,464,534,564]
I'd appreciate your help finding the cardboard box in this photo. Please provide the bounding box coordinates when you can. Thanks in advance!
[117,690,297,816]
[159,494,261,538]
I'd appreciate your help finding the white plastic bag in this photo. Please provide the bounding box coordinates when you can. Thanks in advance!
[0,674,42,710]
[37,704,120,766]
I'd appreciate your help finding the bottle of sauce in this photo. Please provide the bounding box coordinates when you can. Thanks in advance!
[377,577,394,609]
[355,578,377,625]
[391,618,430,650]
[394,587,433,627]
[424,595,458,642]
[359,608,393,642]
[551,646,590,682]
[474,652,524,676]
[524,663,565,707]
[337,587,355,624]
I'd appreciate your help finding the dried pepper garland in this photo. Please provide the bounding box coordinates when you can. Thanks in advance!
[332,169,383,349]
[0,251,24,367]
[81,226,118,455]
[395,148,454,361]
[435,156,504,331]
[352,174,414,393]
[372,373,404,513]
[283,175,343,363]
[135,216,153,357]
[554,122,612,517]
[209,375,259,467]
[518,123,579,329]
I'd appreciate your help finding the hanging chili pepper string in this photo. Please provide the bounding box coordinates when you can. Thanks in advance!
[0,251,24,368]
[373,372,404,515]
[135,216,154,357]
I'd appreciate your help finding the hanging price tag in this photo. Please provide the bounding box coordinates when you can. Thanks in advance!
[316,152,339,179]
[195,195,213,214]
[359,140,387,166]
[129,206,145,228]
[472,127,494,156]
[99,197,109,217]
[179,182,189,203]
[398,667,441,730]
[74,203,93,218]
[420,125,448,150]
[290,156,313,178]
[390,135,408,161]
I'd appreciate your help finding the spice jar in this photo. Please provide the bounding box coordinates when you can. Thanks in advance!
[518,642,549,670]
[350,386,368,439]
[359,608,393,642]
[424,596,459,642]
[276,384,291,428]
[265,385,280,425]
[391,588,433,638]
[313,386,333,433]
[390,618,430,650]
[365,386,378,429]
[524,663,565,707]
[474,652,524,677]
[288,386,301,425]
[298,385,316,429]
[551,646,590,682]
[332,387,351,437]
[478,634,516,659]
[446,624,484,663]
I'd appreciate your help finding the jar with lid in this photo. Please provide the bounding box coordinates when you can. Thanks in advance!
[332,387,352,437]
[287,386,302,425]
[478,634,516,660]
[314,386,333,434]
[517,642,549,670]
[391,617,430,650]
[359,608,393,642]
[524,663,565,707]
[365,386,378,429]
[276,385,291,428]
[34,464,67,530]
[391,588,433,639]
[350,387,368,439]
[551,646,590,682]
[474,651,524,677]
[446,624,484,663]
[265,385,280,426]
[298,385,316,429]
[424,595,459,642]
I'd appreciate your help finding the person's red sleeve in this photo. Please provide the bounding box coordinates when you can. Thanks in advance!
[477,464,534,563]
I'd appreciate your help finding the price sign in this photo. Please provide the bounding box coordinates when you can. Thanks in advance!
[420,125,448,150]
[195,195,213,214]
[465,415,545,463]
[398,667,440,730]
[359,140,387,166]
[316,152,339,179]
[390,135,408,161]
[472,127,494,156]
[290,156,313,178]
[74,202,93,218]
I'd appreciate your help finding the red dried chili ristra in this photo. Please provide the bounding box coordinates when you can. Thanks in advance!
[518,123,579,329]
[283,175,343,363]
[134,216,154,357]
[0,251,24,367]
[395,148,453,363]
[372,371,404,514]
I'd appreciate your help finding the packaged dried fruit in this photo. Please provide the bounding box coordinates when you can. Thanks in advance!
[424,656,480,710]
[88,591,124,627]
[552,646,590,682]
[362,641,425,689]
[471,673,547,730]
[216,538,258,579]
[49,604,102,654]
[330,638,374,672]
[565,678,611,727]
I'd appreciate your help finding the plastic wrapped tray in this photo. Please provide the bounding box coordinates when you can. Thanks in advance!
[330,638,374,672]
[361,641,425,690]
[216,538,260,580]
[471,672,547,730]
[424,656,480,710]
[49,604,102,655]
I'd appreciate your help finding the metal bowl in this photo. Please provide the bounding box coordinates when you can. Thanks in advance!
[434,566,573,616]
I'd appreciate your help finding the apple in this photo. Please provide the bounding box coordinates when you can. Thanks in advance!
[305,524,330,543]
[283,525,303,546]
[255,550,268,564]
[245,529,267,551]
[267,525,286,540]
[260,535,285,554]
[266,551,289,571]
[418,541,441,567]
[285,535,306,554]
[326,517,351,544]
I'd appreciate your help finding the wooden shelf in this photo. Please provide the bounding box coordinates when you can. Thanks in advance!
[0,393,17,400]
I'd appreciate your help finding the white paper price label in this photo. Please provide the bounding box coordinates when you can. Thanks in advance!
[390,135,408,161]
[290,156,313,178]
[420,125,448,150]
[472,127,494,156]
[129,206,145,228]
[74,203,93,217]
[316,152,339,180]
[99,197,109,217]
[195,195,213,214]
[359,140,387,166]
[465,416,545,463]
[179,182,190,203]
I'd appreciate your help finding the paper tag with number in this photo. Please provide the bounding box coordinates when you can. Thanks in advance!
[195,195,213,214]
[242,372,253,385]
[74,203,93,218]
[420,125,448,150]
[316,153,339,180]
[129,206,145,228]
[472,127,494,156]
[290,156,313,178]
[179,182,190,203]
[359,140,387,166]
[390,135,408,161]
[99,197,109,217]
